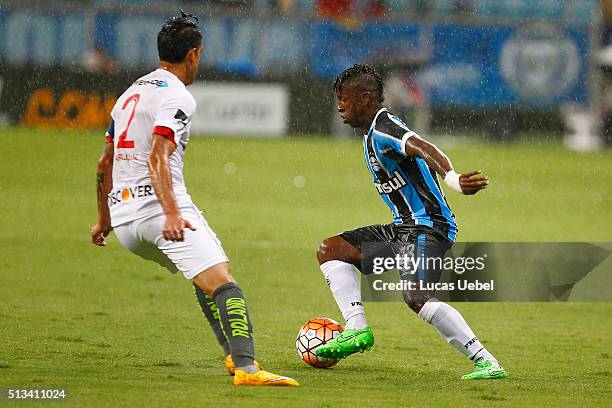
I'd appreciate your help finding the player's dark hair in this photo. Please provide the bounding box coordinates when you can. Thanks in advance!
[334,63,384,102]
[157,10,202,63]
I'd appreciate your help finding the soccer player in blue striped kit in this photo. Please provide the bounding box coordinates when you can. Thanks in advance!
[315,64,507,380]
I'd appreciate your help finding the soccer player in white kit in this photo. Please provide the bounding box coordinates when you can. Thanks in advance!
[90,11,298,387]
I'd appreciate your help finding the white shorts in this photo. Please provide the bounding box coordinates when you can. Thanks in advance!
[114,204,229,280]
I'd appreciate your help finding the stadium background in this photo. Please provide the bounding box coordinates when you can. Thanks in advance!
[1,1,611,407]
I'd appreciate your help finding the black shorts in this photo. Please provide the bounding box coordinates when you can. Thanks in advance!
[339,224,453,282]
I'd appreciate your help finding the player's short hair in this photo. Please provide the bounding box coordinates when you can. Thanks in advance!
[157,10,202,63]
[334,63,384,103]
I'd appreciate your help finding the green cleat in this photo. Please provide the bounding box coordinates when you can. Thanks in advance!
[315,327,374,360]
[461,358,508,380]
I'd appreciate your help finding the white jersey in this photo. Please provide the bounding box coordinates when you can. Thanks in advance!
[105,69,196,227]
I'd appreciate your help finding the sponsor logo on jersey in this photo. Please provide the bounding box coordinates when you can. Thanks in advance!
[115,153,139,161]
[369,155,380,171]
[108,184,154,206]
[134,79,169,88]
[374,170,407,194]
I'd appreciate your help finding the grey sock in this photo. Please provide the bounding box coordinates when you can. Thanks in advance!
[236,364,259,374]
[193,284,230,356]
[212,282,255,368]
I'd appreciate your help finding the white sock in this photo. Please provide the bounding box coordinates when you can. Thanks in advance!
[346,313,368,330]
[418,299,499,367]
[320,260,368,330]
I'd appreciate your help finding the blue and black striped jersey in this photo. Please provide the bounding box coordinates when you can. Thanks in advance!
[363,108,457,241]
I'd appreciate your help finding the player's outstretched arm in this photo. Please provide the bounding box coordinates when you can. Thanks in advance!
[149,134,196,242]
[404,135,489,195]
[91,141,114,246]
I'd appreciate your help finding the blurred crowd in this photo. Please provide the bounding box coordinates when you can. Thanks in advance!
[86,0,596,21]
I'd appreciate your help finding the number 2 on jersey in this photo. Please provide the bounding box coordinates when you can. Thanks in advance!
[117,94,140,148]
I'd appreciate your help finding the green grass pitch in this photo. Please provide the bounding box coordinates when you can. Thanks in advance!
[1,127,611,407]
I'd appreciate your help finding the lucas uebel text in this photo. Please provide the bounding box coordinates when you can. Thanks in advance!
[369,252,495,292]
[371,279,495,292]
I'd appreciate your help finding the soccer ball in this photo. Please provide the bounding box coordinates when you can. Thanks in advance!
[295,317,344,368]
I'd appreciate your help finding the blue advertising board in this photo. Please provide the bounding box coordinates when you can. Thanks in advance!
[94,15,309,76]
[425,23,590,107]
[310,21,424,79]
[0,11,88,65]
[311,21,590,107]
[0,11,591,108]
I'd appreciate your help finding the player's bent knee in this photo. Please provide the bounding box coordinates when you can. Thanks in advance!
[317,236,362,268]
[402,289,433,314]
[192,262,235,297]
[316,237,336,264]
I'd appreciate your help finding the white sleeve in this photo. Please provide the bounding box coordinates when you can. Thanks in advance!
[401,131,419,155]
[153,91,195,145]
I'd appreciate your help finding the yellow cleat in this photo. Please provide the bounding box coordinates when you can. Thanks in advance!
[224,355,263,376]
[233,369,300,387]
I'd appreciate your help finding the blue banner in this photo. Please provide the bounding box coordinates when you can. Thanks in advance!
[311,21,423,79]
[0,11,591,108]
[425,23,590,107]
[0,11,87,65]
[93,14,309,76]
